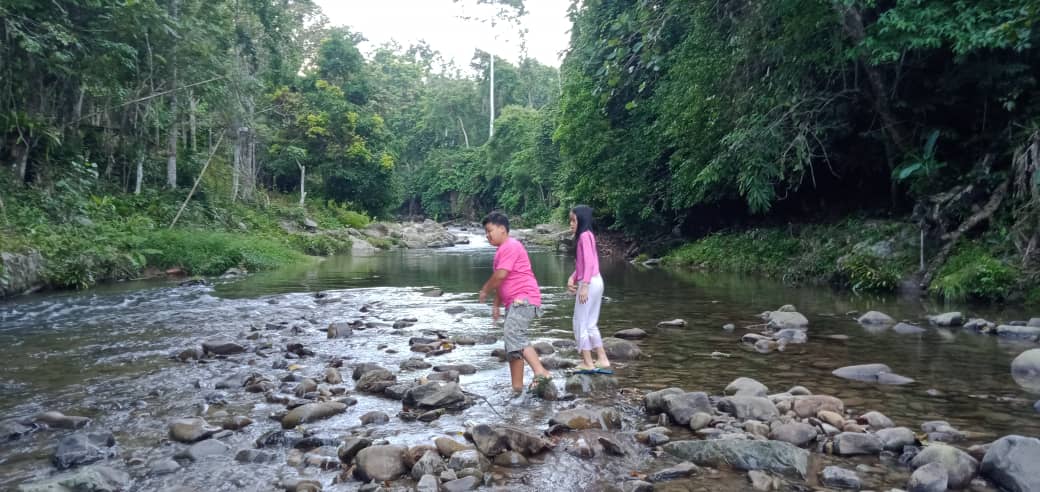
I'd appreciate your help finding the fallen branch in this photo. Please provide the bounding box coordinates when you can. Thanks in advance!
[169,133,225,229]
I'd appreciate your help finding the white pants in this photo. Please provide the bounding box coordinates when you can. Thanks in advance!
[573,275,604,351]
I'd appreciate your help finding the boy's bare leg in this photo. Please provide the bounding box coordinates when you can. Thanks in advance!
[509,358,525,392]
[521,346,550,377]
[594,347,611,368]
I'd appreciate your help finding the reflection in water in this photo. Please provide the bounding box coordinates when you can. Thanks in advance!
[0,231,1038,490]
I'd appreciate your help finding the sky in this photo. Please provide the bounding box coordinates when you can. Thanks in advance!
[312,0,573,68]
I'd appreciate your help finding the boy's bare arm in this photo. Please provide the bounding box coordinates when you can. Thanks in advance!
[492,292,502,321]
[478,269,509,302]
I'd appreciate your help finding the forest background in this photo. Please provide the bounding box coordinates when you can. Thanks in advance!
[2,0,1040,304]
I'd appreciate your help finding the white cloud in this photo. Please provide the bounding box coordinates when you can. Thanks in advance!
[313,0,571,69]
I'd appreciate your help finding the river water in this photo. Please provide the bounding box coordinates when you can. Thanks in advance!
[0,230,1037,491]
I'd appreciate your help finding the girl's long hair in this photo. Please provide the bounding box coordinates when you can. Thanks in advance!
[572,205,594,246]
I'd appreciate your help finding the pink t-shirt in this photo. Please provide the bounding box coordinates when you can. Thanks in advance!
[572,231,600,283]
[493,237,542,307]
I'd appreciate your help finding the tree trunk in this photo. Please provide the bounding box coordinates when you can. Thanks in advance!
[188,90,197,153]
[489,50,495,138]
[231,128,241,202]
[457,116,470,148]
[296,159,306,206]
[134,152,145,195]
[166,0,179,189]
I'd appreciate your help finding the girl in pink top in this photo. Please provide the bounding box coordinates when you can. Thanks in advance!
[567,205,611,372]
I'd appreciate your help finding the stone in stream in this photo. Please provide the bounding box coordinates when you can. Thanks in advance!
[858,410,894,429]
[324,367,342,385]
[908,462,948,492]
[910,443,979,489]
[327,322,353,339]
[768,422,817,447]
[832,363,914,385]
[716,396,779,421]
[400,357,432,371]
[785,395,844,417]
[964,318,995,332]
[773,328,807,343]
[149,457,181,475]
[688,412,713,431]
[384,382,415,400]
[351,363,387,381]
[921,420,966,442]
[648,461,700,482]
[532,341,555,355]
[764,311,809,330]
[663,392,712,426]
[876,427,917,451]
[411,450,447,479]
[663,439,808,478]
[980,435,1040,492]
[833,432,883,455]
[565,374,620,395]
[234,449,277,464]
[724,377,769,397]
[417,474,439,492]
[549,407,621,430]
[1011,348,1040,394]
[928,312,963,326]
[614,328,647,339]
[281,402,348,429]
[338,437,372,463]
[442,476,480,492]
[657,319,687,327]
[494,450,530,467]
[16,465,130,492]
[293,378,317,398]
[402,381,470,410]
[995,325,1040,338]
[34,411,90,430]
[434,437,471,458]
[427,370,460,383]
[894,322,926,334]
[444,306,465,314]
[433,364,477,375]
[857,311,895,325]
[1,419,33,440]
[201,338,246,355]
[422,288,444,297]
[644,388,684,415]
[175,438,231,461]
[446,449,489,472]
[169,418,221,443]
[356,369,397,393]
[53,432,116,470]
[821,466,861,490]
[359,411,389,426]
[354,445,408,482]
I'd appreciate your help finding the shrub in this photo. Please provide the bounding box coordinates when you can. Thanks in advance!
[929,244,1015,301]
[836,253,901,292]
[139,230,302,275]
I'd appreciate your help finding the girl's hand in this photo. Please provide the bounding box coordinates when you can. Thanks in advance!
[566,277,576,294]
[492,305,500,322]
[578,284,589,304]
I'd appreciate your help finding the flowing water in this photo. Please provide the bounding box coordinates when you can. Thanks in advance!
[0,230,1038,491]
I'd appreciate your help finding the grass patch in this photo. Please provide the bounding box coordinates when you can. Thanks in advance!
[929,243,1015,301]
[139,230,304,276]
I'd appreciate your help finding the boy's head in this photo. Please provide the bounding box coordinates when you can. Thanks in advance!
[482,211,510,247]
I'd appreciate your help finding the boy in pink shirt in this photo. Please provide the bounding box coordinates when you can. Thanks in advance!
[478,212,552,393]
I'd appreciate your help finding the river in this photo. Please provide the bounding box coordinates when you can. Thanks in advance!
[0,229,1037,491]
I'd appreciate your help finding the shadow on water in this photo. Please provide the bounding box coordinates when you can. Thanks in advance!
[0,230,1037,490]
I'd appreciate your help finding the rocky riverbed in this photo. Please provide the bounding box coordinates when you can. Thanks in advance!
[1,236,1039,491]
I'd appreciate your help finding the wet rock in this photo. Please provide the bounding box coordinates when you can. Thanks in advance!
[921,420,966,442]
[980,435,1040,492]
[910,443,978,489]
[234,449,277,464]
[603,338,641,360]
[0,419,33,440]
[1011,348,1040,394]
[354,445,408,482]
[338,437,372,463]
[834,432,883,455]
[788,385,811,396]
[323,367,343,385]
[964,318,995,332]
[832,363,914,385]
[745,420,771,437]
[748,470,780,491]
[356,369,397,393]
[447,449,489,472]
[565,374,620,395]
[359,411,389,426]
[858,311,895,325]
[532,341,555,355]
[53,432,116,469]
[717,396,779,421]
[894,322,926,334]
[597,436,625,456]
[644,388,685,414]
[281,402,348,429]
[282,478,323,491]
[725,377,769,397]
[175,346,204,361]
[490,348,507,361]
[549,407,621,430]
[876,427,917,451]
[495,425,552,456]
[614,328,647,339]
[169,418,221,443]
[765,311,809,331]
[723,323,736,331]
[754,339,779,353]
[442,476,480,492]
[859,411,894,429]
[412,450,447,479]
[327,322,353,339]
[664,439,808,478]
[403,381,469,410]
[149,457,181,475]
[494,450,530,467]
[294,378,318,397]
[400,357,432,371]
[351,363,387,380]
[255,430,303,448]
[16,465,129,492]
[423,288,444,297]
[469,424,508,456]
[908,462,948,492]
[817,410,845,428]
[769,422,817,447]
[418,409,446,422]
[657,319,687,327]
[176,438,230,461]
[433,364,477,375]
[821,466,860,490]
[662,392,712,426]
[417,474,439,492]
[445,306,465,314]
[996,325,1040,338]
[202,338,246,355]
[648,461,699,482]
[34,411,90,430]
[427,370,460,383]
[435,437,471,458]
[773,328,808,343]
[688,412,713,431]
[384,382,414,400]
[928,312,963,326]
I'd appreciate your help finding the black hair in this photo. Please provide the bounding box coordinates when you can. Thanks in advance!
[482,211,510,232]
[571,204,594,242]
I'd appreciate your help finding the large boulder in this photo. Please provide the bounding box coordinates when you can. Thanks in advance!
[724,377,768,397]
[354,445,408,482]
[281,402,348,429]
[1011,349,1040,394]
[910,444,979,489]
[402,382,470,410]
[603,337,642,360]
[664,439,808,478]
[662,392,712,426]
[717,396,779,421]
[549,407,621,430]
[53,432,116,470]
[832,363,914,385]
[980,435,1040,492]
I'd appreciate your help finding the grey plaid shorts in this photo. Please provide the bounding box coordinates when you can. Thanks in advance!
[503,302,542,360]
